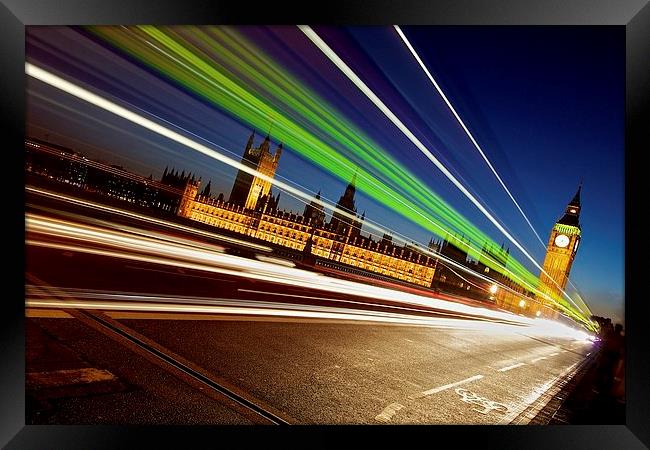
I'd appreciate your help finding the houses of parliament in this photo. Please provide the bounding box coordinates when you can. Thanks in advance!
[25,134,584,319]
[174,131,437,288]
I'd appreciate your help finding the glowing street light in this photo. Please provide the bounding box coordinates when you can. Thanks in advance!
[489,284,498,295]
[519,299,527,308]
[536,310,542,317]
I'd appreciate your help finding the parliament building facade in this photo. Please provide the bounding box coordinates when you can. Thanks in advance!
[175,132,438,287]
[25,134,584,318]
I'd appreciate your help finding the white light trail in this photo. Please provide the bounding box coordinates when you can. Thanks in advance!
[24,290,592,341]
[26,213,534,326]
[24,285,492,322]
[297,26,589,318]
[394,25,592,317]
[27,62,488,283]
[393,25,546,249]
[25,63,367,236]
[25,61,587,323]
[28,184,538,309]
[25,212,595,341]
[24,298,524,332]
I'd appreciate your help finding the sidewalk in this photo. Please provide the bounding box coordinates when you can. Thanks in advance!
[530,347,625,425]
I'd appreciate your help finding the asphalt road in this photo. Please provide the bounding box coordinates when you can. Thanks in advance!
[26,308,592,424]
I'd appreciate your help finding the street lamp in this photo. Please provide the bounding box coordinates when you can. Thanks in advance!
[535,310,541,317]
[518,299,526,308]
[489,284,498,295]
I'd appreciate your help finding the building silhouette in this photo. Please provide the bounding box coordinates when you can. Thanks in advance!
[229,131,282,209]
[329,170,364,237]
[303,190,325,227]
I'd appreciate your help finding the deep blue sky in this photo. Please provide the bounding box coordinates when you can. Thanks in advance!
[25,26,624,323]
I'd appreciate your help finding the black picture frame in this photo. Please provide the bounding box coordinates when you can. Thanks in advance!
[2,0,648,447]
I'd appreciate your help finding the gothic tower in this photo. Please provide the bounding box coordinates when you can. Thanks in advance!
[329,170,362,237]
[177,177,200,218]
[303,190,326,227]
[229,131,282,209]
[537,184,582,313]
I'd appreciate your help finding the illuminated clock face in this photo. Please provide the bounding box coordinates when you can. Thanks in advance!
[554,234,570,248]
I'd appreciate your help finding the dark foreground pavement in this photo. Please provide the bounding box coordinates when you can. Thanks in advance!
[26,309,595,425]
[528,348,625,425]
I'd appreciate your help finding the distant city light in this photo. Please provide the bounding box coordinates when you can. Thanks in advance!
[519,300,526,308]
[489,284,498,294]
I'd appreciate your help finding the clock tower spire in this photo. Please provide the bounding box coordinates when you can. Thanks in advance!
[557,183,581,228]
[536,184,583,318]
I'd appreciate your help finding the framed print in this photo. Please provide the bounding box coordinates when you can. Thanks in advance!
[2,0,649,448]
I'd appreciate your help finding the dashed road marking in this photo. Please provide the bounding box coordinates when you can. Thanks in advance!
[549,352,559,357]
[531,356,547,363]
[375,402,404,423]
[26,368,116,387]
[412,374,484,399]
[497,362,526,372]
[26,308,73,318]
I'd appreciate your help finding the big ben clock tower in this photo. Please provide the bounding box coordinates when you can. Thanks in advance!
[537,185,582,316]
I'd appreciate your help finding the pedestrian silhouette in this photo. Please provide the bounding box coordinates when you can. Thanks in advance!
[596,323,624,396]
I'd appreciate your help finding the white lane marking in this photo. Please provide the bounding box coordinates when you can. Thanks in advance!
[413,375,484,399]
[549,352,559,357]
[561,350,568,353]
[375,402,404,423]
[26,308,73,318]
[531,356,548,363]
[405,339,414,343]
[497,362,526,372]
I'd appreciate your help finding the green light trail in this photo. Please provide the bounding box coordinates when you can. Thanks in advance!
[84,26,592,327]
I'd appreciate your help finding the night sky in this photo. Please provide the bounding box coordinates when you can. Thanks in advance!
[25,26,624,324]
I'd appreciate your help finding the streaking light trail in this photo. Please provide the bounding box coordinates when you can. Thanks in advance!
[27,186,578,324]
[84,26,552,292]
[25,212,592,340]
[298,26,590,319]
[393,25,592,316]
[25,61,590,326]
[393,25,547,249]
[24,289,592,341]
